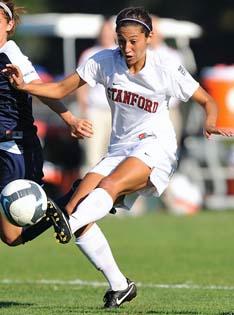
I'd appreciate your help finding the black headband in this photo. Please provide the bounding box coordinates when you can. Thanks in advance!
[117,18,152,32]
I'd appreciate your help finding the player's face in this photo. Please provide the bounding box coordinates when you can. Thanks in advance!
[0,11,14,47]
[117,25,151,72]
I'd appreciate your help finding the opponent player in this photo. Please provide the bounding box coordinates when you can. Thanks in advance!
[4,6,233,309]
[0,1,93,247]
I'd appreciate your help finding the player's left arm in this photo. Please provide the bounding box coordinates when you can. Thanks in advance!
[191,86,234,139]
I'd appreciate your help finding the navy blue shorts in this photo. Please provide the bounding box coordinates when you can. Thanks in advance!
[0,148,44,193]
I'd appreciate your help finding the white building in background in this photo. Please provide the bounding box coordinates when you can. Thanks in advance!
[18,13,202,75]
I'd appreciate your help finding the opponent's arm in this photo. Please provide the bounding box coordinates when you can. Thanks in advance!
[76,84,89,118]
[37,95,93,139]
[12,71,93,139]
[192,86,234,139]
[3,64,86,99]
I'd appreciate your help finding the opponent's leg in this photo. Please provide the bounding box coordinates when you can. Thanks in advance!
[0,151,25,246]
[0,214,23,246]
[21,216,52,244]
[0,148,77,245]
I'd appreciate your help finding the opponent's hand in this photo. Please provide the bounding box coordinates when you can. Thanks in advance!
[68,117,93,139]
[1,64,25,90]
[204,124,234,139]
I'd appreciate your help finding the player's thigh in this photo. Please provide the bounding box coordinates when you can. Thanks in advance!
[66,172,105,214]
[0,151,25,241]
[99,156,151,196]
[23,146,44,185]
[0,150,25,192]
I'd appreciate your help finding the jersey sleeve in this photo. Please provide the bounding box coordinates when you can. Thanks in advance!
[20,56,40,84]
[6,41,40,83]
[21,58,40,84]
[166,64,199,102]
[76,51,107,87]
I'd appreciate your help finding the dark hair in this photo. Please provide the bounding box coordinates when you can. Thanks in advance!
[0,0,26,36]
[116,7,152,37]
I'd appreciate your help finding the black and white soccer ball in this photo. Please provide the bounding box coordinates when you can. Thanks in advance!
[0,179,48,227]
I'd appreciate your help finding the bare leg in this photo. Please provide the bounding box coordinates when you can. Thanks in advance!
[69,157,151,232]
[66,172,105,215]
[0,214,23,246]
[64,172,129,291]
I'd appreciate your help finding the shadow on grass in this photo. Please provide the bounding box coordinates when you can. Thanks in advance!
[49,306,201,314]
[0,301,33,308]
[145,311,200,315]
[8,304,202,315]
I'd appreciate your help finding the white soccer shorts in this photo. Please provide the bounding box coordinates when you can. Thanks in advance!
[89,135,178,199]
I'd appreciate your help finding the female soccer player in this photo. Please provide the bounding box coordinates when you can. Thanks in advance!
[0,1,93,247]
[4,6,233,308]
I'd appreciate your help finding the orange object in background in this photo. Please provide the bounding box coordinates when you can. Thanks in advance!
[202,65,234,130]
[43,162,80,195]
[227,178,234,195]
[202,65,234,196]
[203,79,234,129]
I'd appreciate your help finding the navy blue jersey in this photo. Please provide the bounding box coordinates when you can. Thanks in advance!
[0,41,44,187]
[0,53,36,134]
[0,40,41,150]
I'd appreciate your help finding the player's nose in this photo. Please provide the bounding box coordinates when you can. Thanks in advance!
[124,41,132,54]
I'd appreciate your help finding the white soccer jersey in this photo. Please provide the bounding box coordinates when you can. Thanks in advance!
[152,42,184,109]
[78,45,116,110]
[77,47,199,155]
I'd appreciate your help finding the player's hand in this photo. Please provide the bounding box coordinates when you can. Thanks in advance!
[204,124,234,139]
[68,117,93,139]
[1,64,25,90]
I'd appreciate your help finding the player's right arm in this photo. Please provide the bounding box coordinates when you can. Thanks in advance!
[2,64,86,100]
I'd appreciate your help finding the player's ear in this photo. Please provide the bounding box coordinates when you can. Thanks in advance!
[146,31,153,44]
[6,19,14,32]
[113,34,118,46]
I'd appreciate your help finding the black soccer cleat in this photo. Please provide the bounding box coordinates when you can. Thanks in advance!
[109,207,117,214]
[46,198,72,244]
[103,278,137,308]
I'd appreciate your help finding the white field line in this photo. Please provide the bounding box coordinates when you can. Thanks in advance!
[1,279,234,291]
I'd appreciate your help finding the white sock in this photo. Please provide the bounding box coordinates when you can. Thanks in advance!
[75,223,128,291]
[69,188,113,234]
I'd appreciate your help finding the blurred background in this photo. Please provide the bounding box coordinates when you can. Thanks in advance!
[14,0,234,214]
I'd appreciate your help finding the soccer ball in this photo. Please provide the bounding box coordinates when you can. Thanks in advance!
[0,179,48,227]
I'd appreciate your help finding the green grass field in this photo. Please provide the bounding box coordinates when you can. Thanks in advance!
[1,210,234,315]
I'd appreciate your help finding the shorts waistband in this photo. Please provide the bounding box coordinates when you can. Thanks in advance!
[0,130,23,142]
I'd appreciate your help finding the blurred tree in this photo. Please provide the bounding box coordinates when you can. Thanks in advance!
[46,0,126,15]
[16,0,48,13]
[13,1,54,77]
[13,0,233,75]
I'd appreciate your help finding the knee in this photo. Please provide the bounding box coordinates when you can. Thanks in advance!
[98,177,118,194]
